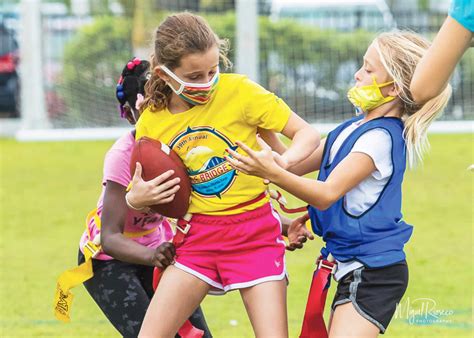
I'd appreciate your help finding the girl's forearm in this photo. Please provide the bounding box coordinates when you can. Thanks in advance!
[283,126,320,167]
[269,167,334,210]
[258,128,288,155]
[101,232,155,266]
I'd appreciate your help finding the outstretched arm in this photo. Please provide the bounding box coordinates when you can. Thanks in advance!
[225,136,375,210]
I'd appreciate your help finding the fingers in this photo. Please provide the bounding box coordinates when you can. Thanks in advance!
[158,184,180,198]
[292,242,304,249]
[154,260,164,269]
[225,155,250,174]
[160,242,176,262]
[224,147,254,174]
[304,229,315,240]
[234,140,259,158]
[154,177,180,194]
[225,147,252,165]
[287,233,311,251]
[286,242,303,251]
[157,194,175,204]
[153,184,180,205]
[153,243,176,268]
[149,170,175,185]
[132,162,143,183]
[131,171,181,206]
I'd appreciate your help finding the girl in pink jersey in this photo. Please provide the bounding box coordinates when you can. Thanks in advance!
[77,59,212,337]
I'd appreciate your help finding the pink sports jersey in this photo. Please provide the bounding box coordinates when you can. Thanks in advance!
[79,131,173,260]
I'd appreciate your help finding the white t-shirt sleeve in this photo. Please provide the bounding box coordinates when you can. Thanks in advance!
[350,128,393,180]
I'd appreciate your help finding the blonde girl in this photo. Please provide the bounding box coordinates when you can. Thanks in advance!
[227,31,452,337]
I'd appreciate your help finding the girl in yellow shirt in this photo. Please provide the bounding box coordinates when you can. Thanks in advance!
[136,12,320,338]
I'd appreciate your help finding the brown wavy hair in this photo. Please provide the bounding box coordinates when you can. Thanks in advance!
[140,12,231,113]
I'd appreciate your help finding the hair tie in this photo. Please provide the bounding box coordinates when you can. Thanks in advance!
[116,83,125,100]
[127,57,142,70]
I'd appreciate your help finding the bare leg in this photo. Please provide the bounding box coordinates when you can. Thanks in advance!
[240,280,288,338]
[328,309,335,332]
[139,265,211,338]
[329,302,379,338]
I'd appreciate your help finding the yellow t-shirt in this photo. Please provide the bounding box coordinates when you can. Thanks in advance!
[136,74,292,215]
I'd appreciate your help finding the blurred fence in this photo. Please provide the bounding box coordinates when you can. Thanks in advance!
[1,0,472,129]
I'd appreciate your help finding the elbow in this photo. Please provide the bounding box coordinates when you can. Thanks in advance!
[308,126,321,149]
[409,89,424,105]
[297,125,321,158]
[410,82,433,105]
[312,192,338,211]
[100,232,114,256]
[315,199,332,211]
[296,124,320,146]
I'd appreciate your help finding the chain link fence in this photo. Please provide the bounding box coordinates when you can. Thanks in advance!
[1,0,472,128]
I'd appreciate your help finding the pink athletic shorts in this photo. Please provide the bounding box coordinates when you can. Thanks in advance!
[174,202,287,294]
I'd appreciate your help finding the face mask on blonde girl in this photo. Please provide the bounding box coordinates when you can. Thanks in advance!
[347,42,399,117]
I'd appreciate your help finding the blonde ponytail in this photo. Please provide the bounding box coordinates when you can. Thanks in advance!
[375,31,453,168]
[403,86,452,168]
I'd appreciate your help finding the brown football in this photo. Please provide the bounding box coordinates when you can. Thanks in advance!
[130,137,191,218]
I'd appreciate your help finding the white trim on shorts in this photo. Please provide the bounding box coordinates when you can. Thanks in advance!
[270,204,290,281]
[174,261,287,295]
[173,261,226,295]
[223,269,287,292]
[173,203,289,295]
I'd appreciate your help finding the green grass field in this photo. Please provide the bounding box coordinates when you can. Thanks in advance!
[0,134,472,337]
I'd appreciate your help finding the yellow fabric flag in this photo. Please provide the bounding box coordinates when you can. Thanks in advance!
[53,257,93,322]
[53,206,158,322]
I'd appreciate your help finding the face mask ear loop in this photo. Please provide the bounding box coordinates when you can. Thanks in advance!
[371,75,395,101]
[372,75,394,89]
[161,65,185,95]
[170,82,185,95]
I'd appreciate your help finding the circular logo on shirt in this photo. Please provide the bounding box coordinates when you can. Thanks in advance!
[169,126,238,198]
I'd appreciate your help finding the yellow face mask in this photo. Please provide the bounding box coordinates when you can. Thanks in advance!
[347,76,395,115]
